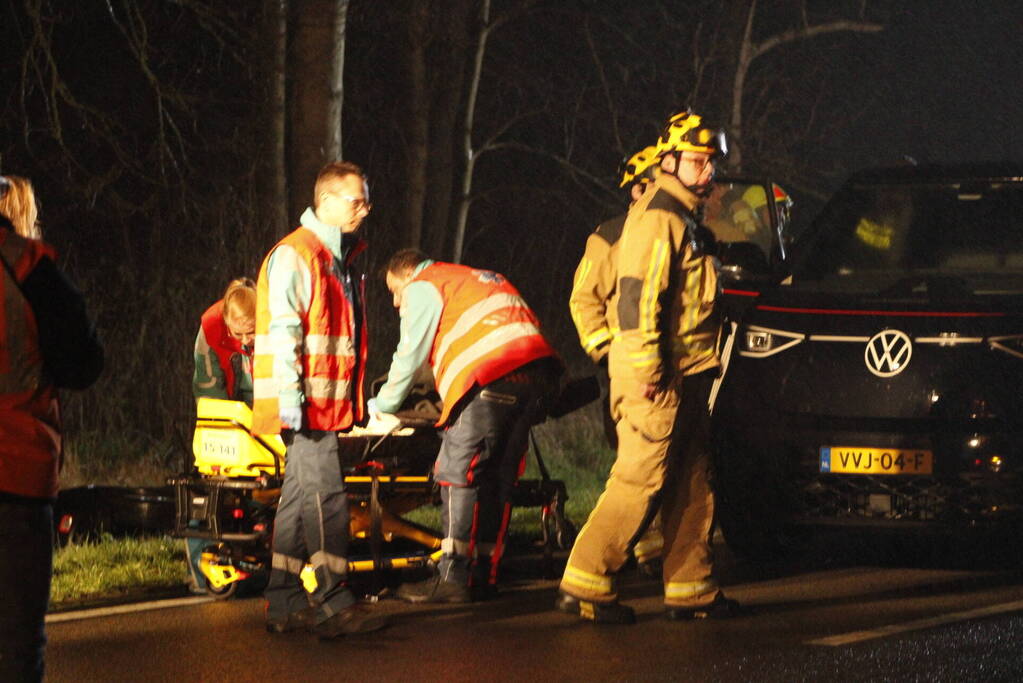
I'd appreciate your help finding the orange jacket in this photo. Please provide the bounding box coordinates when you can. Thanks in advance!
[415,262,556,425]
[0,231,61,499]
[252,228,367,434]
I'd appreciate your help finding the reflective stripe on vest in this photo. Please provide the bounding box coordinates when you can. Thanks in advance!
[0,231,61,499]
[414,263,555,426]
[251,228,365,434]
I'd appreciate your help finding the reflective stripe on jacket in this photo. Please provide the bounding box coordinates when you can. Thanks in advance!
[252,227,366,434]
[569,214,624,363]
[0,231,61,499]
[414,262,556,426]
[613,172,721,387]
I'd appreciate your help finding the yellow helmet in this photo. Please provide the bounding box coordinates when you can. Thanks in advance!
[656,110,727,158]
[618,146,659,188]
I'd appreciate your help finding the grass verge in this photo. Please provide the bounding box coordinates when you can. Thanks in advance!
[51,535,189,610]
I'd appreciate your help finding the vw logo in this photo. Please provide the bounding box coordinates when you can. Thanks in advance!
[865,329,912,377]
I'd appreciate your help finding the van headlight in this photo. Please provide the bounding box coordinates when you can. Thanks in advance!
[738,325,804,358]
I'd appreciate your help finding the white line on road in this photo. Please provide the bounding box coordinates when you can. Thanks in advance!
[46,596,215,624]
[807,598,1023,646]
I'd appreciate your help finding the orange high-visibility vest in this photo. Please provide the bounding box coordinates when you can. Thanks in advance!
[414,262,556,426]
[252,228,366,434]
[0,231,61,499]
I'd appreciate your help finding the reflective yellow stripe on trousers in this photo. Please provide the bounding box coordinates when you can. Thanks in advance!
[664,579,717,601]
[562,565,613,596]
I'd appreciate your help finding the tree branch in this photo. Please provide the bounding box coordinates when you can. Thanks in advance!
[753,20,884,60]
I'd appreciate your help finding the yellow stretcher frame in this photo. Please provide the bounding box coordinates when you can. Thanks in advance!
[174,398,446,597]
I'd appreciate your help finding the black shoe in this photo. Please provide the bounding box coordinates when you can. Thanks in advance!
[314,603,389,640]
[470,581,499,602]
[665,595,746,621]
[396,574,471,604]
[265,606,317,634]
[556,592,635,625]
[637,557,662,578]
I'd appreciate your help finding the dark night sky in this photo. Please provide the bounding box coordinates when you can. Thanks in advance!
[835,2,1023,169]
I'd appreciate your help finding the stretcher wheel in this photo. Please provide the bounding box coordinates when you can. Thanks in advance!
[554,516,576,550]
[542,506,576,551]
[206,579,239,600]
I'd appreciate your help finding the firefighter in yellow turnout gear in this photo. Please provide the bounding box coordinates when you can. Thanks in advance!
[568,145,664,570]
[558,111,743,623]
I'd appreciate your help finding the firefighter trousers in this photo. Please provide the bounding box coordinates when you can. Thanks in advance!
[598,366,663,567]
[264,430,354,623]
[560,370,720,608]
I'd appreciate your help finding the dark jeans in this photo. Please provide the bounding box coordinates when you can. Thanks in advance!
[434,370,548,584]
[0,498,53,683]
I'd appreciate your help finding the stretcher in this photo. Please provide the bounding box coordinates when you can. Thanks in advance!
[169,387,581,599]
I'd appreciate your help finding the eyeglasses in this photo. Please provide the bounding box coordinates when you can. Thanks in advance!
[679,154,714,174]
[334,194,372,213]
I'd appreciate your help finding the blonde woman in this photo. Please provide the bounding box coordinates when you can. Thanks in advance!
[192,278,256,405]
[0,175,42,239]
[0,175,102,681]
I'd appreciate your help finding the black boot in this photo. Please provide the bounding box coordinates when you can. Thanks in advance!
[470,555,499,601]
[556,591,636,625]
[665,594,747,621]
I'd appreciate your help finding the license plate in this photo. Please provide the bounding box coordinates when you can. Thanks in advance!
[820,446,933,475]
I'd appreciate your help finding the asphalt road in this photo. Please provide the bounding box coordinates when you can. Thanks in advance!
[45,542,1023,682]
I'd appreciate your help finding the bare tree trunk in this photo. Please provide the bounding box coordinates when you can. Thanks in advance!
[729,0,758,172]
[451,0,491,264]
[327,0,348,158]
[287,0,349,221]
[405,0,431,249]
[423,0,473,257]
[726,0,883,173]
[263,0,289,237]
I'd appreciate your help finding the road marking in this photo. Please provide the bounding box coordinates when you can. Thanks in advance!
[807,598,1023,646]
[46,596,215,624]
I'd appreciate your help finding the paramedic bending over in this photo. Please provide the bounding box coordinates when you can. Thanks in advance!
[192,277,256,405]
[186,277,256,594]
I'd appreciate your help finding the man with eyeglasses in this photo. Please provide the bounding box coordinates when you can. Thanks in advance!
[252,161,386,639]
[558,110,744,624]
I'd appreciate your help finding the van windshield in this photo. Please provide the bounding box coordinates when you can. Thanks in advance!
[792,181,1023,295]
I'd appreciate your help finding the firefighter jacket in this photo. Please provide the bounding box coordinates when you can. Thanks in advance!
[0,230,61,499]
[193,300,253,405]
[374,260,557,427]
[612,172,722,388]
[252,211,367,434]
[569,214,625,363]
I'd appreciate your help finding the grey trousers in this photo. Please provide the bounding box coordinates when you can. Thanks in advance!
[435,373,546,585]
[264,430,354,623]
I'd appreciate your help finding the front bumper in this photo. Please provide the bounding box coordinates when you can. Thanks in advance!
[716,413,1023,529]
